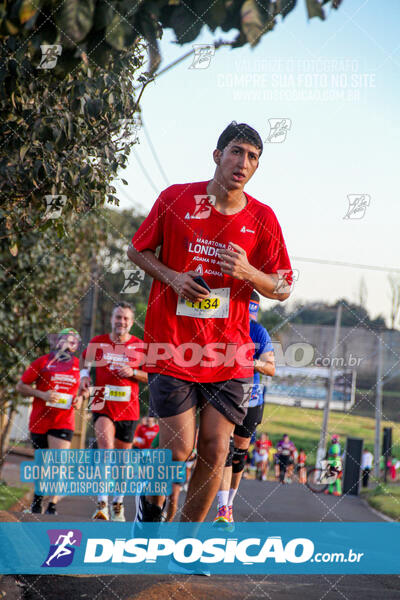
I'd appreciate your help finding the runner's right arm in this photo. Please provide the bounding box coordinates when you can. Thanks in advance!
[127,245,210,303]
[116,364,148,384]
[16,381,57,403]
[79,355,91,396]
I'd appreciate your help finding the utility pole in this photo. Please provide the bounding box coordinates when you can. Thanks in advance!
[316,302,342,466]
[374,333,383,479]
[81,257,99,348]
[75,257,99,450]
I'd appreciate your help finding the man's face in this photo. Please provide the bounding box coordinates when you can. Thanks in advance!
[111,307,134,337]
[213,140,260,191]
[56,333,79,354]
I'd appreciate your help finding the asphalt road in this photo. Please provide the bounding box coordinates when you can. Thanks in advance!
[2,453,399,599]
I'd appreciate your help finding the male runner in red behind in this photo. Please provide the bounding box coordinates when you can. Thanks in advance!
[133,416,159,449]
[127,121,292,525]
[79,302,147,521]
[16,328,83,515]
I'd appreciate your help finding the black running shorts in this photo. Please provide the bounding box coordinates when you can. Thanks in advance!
[92,413,137,443]
[148,373,252,426]
[234,403,264,438]
[30,428,74,449]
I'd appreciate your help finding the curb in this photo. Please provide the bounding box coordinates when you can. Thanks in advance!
[0,489,34,520]
[360,497,394,522]
[7,446,34,458]
[9,487,33,513]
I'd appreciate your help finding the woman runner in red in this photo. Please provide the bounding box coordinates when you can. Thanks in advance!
[16,328,83,515]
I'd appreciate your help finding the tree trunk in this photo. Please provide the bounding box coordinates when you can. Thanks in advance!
[0,401,16,481]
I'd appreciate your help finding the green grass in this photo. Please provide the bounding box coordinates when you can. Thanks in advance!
[362,484,400,520]
[0,483,29,510]
[258,404,400,464]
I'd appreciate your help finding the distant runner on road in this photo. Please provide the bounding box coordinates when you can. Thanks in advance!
[276,434,296,484]
[79,302,148,522]
[17,328,83,515]
[128,121,292,526]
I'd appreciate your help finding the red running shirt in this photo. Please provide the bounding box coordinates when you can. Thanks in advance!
[82,334,141,421]
[255,439,272,455]
[21,354,80,434]
[131,181,292,382]
[133,424,160,449]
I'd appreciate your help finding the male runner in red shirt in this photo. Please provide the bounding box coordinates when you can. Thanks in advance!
[128,122,292,525]
[79,302,147,521]
[133,417,159,449]
[16,328,83,515]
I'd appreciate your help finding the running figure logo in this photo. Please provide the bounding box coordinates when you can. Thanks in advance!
[343,194,371,220]
[42,529,82,567]
[43,195,67,220]
[189,45,215,69]
[185,195,216,220]
[266,119,291,143]
[37,45,62,69]
[121,268,145,293]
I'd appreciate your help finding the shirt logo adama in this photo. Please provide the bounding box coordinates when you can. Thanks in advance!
[42,529,82,567]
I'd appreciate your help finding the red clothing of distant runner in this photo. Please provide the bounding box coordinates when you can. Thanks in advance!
[21,354,80,434]
[131,181,292,383]
[133,423,160,449]
[82,334,141,421]
[255,439,272,456]
[298,451,307,466]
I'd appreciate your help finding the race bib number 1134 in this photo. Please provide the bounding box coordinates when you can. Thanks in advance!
[176,287,230,319]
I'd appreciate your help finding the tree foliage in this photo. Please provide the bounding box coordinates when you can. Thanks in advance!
[91,207,152,338]
[0,209,105,473]
[0,0,343,249]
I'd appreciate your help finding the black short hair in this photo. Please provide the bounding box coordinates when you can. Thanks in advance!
[250,290,260,303]
[112,302,135,316]
[217,121,263,156]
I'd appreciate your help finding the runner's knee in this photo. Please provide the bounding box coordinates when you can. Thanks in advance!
[232,447,247,473]
[199,437,230,467]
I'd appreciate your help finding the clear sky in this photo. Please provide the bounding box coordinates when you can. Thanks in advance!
[115,0,400,325]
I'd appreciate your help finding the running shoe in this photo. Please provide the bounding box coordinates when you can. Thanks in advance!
[92,501,109,520]
[324,489,331,495]
[45,502,57,515]
[227,504,235,532]
[133,496,164,536]
[111,502,125,522]
[212,505,230,529]
[30,494,42,514]
[168,557,210,577]
[333,491,342,497]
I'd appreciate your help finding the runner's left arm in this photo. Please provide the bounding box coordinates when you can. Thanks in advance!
[254,350,275,376]
[217,243,291,301]
[116,365,148,383]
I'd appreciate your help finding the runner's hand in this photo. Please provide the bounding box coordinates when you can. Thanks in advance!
[218,243,253,280]
[79,376,91,395]
[72,394,84,410]
[40,390,59,403]
[171,271,210,302]
[116,365,134,378]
